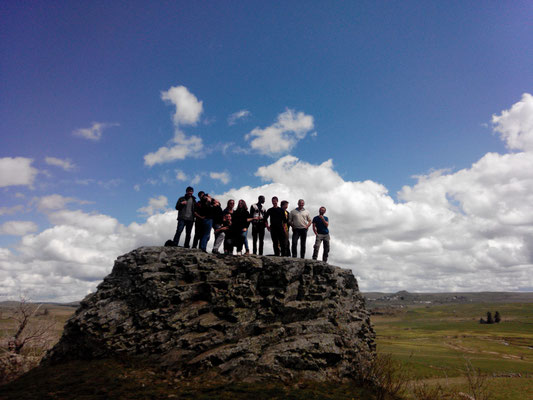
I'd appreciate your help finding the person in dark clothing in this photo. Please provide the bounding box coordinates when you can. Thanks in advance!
[250,195,266,255]
[192,191,205,248]
[173,186,196,247]
[264,196,288,256]
[232,199,253,254]
[198,193,215,252]
[211,199,225,253]
[280,200,291,256]
[312,206,330,262]
[215,213,233,254]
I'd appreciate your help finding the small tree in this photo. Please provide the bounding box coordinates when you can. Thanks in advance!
[494,311,501,323]
[486,311,493,324]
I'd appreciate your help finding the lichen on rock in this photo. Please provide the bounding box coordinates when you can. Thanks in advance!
[43,247,376,382]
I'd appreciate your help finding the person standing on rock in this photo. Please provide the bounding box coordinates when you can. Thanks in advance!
[192,191,205,248]
[281,200,291,256]
[312,206,330,262]
[198,193,215,252]
[250,195,266,255]
[264,196,288,256]
[211,198,225,253]
[289,199,312,258]
[232,199,253,255]
[173,186,196,247]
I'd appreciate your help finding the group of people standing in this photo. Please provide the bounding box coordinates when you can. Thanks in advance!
[172,187,330,261]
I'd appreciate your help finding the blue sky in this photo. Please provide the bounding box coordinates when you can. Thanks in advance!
[1,1,532,301]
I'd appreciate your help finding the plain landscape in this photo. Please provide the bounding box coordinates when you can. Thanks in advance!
[0,291,531,399]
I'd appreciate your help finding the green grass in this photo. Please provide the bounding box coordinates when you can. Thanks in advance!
[373,302,533,399]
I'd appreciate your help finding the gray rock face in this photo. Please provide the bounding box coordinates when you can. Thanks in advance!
[44,247,375,382]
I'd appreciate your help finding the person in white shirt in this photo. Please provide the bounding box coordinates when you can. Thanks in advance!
[288,199,312,258]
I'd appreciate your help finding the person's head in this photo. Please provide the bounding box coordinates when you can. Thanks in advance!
[213,199,220,207]
[298,199,305,209]
[185,186,194,197]
[271,196,278,207]
[281,200,288,210]
[238,199,247,210]
[319,206,326,215]
[223,213,232,223]
[226,199,235,210]
[258,195,265,204]
[198,191,205,199]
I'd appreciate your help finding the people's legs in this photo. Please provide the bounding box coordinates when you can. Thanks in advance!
[252,224,259,255]
[192,220,203,248]
[312,234,323,260]
[271,229,280,256]
[258,224,265,255]
[291,229,300,258]
[299,229,307,259]
[200,219,213,251]
[322,234,330,262]
[243,230,249,252]
[173,219,186,245]
[212,225,224,253]
[184,220,194,248]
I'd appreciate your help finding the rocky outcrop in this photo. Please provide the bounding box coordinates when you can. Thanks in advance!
[44,247,375,382]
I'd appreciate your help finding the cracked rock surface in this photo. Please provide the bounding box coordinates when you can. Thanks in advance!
[44,247,375,382]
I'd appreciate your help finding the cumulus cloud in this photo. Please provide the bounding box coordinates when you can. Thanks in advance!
[35,194,90,212]
[228,110,251,125]
[0,205,24,216]
[144,86,205,166]
[161,85,203,126]
[210,171,230,184]
[492,93,533,151]
[45,157,76,171]
[137,195,169,217]
[2,94,533,302]
[144,132,203,166]
[245,109,314,155]
[73,122,119,141]
[175,169,188,181]
[0,157,39,188]
[0,221,38,236]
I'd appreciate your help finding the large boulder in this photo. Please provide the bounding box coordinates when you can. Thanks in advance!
[44,247,375,382]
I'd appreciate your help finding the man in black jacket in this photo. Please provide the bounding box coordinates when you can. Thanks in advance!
[173,186,196,247]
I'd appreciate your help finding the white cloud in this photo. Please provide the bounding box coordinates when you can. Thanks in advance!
[191,174,202,185]
[492,93,533,151]
[0,157,39,188]
[245,109,314,155]
[144,85,205,166]
[210,171,230,184]
[0,205,24,216]
[175,169,187,181]
[144,132,203,166]
[72,122,119,141]
[134,184,141,192]
[0,221,38,236]
[35,194,90,212]
[45,157,76,171]
[161,85,203,126]
[2,94,533,302]
[228,110,251,125]
[137,195,169,217]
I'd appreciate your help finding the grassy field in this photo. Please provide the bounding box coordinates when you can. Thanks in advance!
[372,302,533,399]
[1,300,532,399]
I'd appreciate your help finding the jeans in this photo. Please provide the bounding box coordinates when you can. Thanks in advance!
[291,228,308,258]
[192,219,204,249]
[252,222,265,255]
[312,234,330,262]
[270,225,286,256]
[200,218,213,251]
[173,219,194,247]
[212,224,224,253]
